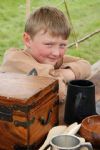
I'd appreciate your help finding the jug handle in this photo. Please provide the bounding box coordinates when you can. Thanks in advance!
[75,92,82,110]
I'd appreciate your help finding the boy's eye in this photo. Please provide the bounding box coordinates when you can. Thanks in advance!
[59,44,66,49]
[44,43,53,48]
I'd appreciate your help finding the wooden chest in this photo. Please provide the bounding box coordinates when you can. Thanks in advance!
[0,73,59,150]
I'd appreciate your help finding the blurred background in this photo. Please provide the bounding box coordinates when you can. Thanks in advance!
[0,0,100,64]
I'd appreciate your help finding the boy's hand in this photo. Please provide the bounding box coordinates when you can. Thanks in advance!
[59,69,75,82]
[50,68,75,83]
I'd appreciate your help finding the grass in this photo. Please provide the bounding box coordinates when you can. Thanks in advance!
[0,0,100,64]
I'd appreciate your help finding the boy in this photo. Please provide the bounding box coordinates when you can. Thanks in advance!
[0,6,91,104]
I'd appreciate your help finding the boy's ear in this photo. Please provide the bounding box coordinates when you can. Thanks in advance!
[23,32,31,48]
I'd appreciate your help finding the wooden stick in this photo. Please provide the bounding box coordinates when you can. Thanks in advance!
[67,29,100,48]
[64,0,78,48]
[26,0,30,20]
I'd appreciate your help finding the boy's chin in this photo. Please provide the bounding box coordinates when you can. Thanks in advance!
[44,60,57,66]
[44,59,63,69]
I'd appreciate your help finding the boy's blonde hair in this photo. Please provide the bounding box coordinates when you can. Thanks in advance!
[25,6,70,39]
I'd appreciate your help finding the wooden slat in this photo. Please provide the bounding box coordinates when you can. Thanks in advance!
[89,60,100,79]
[90,61,100,101]
[90,71,100,101]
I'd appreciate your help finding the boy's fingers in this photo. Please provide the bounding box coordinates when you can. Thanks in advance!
[49,69,60,77]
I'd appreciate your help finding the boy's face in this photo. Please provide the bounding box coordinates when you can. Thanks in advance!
[23,30,67,66]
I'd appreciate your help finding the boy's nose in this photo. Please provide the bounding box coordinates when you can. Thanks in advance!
[52,48,60,56]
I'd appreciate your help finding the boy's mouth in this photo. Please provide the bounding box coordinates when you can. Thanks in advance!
[48,56,59,61]
[49,58,58,64]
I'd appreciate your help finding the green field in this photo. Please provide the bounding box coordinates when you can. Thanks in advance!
[0,0,100,64]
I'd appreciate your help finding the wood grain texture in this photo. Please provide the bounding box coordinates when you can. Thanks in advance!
[0,73,59,150]
[90,71,100,101]
[80,115,100,147]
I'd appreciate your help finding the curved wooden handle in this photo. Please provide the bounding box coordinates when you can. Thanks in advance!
[43,144,51,150]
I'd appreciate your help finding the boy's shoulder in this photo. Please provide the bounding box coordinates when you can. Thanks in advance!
[5,47,21,54]
[4,48,24,57]
[2,48,25,63]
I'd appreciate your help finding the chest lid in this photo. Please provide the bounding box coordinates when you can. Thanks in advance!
[0,73,58,105]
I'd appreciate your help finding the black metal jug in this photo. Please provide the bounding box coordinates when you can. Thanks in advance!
[64,80,96,124]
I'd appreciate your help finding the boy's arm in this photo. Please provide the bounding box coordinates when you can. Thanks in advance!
[50,68,75,83]
[61,55,91,80]
[50,55,91,83]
